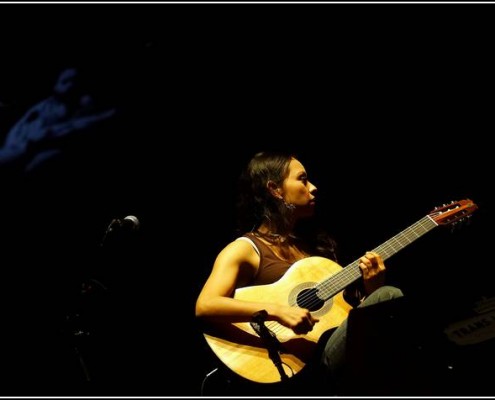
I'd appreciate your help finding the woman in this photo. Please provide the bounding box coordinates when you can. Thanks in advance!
[195,150,403,393]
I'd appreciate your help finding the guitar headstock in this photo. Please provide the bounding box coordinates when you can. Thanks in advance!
[429,199,478,226]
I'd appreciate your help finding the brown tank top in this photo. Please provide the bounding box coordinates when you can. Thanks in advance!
[241,232,293,286]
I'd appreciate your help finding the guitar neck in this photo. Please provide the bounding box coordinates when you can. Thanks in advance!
[317,214,438,301]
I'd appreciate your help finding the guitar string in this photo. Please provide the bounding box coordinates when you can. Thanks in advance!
[294,215,436,308]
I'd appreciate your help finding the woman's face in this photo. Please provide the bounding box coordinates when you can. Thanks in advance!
[281,158,317,218]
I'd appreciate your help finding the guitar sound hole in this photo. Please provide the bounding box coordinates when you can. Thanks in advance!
[296,288,324,312]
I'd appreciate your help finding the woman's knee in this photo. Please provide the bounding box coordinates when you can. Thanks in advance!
[378,285,404,299]
[362,285,403,306]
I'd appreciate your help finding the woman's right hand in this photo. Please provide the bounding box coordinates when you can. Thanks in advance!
[272,305,319,335]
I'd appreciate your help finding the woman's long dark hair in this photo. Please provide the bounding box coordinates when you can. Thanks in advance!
[235,151,338,261]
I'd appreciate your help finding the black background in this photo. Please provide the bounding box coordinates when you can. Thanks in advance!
[0,3,493,396]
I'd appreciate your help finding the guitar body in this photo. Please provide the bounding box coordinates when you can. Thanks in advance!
[203,256,352,383]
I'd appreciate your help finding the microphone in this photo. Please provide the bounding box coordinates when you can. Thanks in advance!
[100,215,141,247]
[107,215,140,232]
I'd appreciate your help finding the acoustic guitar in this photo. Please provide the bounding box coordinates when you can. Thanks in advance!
[202,199,478,383]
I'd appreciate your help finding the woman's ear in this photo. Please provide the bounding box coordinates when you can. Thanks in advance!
[267,180,282,199]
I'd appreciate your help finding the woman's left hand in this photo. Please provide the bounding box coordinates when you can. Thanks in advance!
[358,251,386,295]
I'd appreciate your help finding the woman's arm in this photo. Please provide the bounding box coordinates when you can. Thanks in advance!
[195,240,318,334]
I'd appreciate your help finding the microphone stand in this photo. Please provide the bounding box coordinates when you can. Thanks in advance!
[250,310,290,382]
[64,217,121,387]
[65,304,92,383]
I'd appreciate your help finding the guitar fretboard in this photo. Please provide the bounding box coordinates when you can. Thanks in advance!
[317,215,438,301]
